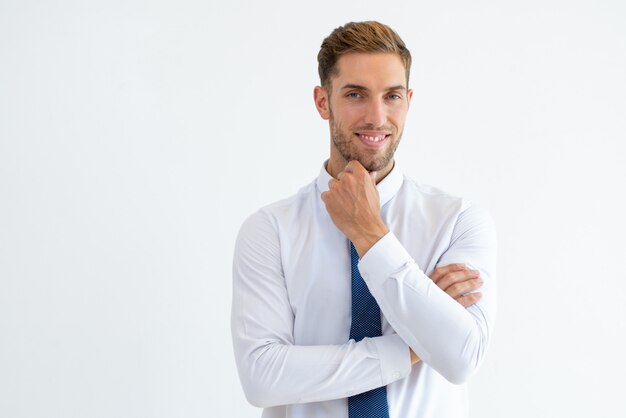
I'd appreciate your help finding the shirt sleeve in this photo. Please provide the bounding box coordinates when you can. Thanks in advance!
[358,202,497,384]
[231,210,412,408]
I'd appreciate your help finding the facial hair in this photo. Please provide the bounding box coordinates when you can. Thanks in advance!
[329,107,403,172]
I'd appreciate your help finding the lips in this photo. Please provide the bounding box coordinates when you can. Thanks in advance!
[355,132,391,147]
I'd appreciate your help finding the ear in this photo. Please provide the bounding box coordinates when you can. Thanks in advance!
[313,86,331,120]
[407,88,413,108]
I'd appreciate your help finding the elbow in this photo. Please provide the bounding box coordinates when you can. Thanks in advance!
[235,344,289,408]
[416,349,479,385]
[237,363,283,408]
[242,384,272,408]
[441,362,476,385]
[240,370,291,408]
[434,331,488,385]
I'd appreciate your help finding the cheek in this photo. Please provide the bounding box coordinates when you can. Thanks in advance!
[388,108,408,126]
[341,106,366,126]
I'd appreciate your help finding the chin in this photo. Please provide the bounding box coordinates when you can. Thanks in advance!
[361,159,392,173]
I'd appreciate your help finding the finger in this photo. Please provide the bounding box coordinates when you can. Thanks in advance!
[455,292,482,308]
[445,278,484,299]
[346,160,366,174]
[430,263,468,283]
[336,171,345,181]
[369,170,377,184]
[437,270,481,291]
[328,178,338,189]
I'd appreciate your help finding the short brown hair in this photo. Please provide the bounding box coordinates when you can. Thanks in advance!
[317,21,412,90]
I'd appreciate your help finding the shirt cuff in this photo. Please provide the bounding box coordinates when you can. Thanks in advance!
[372,334,412,384]
[358,232,416,291]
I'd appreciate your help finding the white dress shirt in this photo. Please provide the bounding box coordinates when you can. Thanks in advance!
[231,163,497,418]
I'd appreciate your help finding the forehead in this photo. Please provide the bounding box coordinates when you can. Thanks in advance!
[332,52,406,89]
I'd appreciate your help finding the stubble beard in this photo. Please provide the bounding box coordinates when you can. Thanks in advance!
[329,109,402,173]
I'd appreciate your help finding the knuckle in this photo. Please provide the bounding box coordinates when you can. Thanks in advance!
[470,279,483,290]
[437,277,451,288]
[470,293,482,302]
[448,283,461,294]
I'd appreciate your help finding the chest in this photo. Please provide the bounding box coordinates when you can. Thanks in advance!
[279,200,456,344]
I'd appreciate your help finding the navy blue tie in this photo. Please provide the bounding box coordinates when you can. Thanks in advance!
[348,242,390,418]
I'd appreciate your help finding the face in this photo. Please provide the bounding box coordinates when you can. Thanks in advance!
[314,52,412,178]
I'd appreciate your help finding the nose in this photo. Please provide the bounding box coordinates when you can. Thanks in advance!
[363,98,387,128]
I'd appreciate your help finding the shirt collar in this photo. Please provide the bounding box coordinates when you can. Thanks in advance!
[315,160,404,207]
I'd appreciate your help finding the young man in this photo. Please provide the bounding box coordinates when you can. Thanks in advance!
[232,21,496,418]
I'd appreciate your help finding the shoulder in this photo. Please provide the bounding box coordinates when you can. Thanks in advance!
[237,180,317,240]
[399,175,495,232]
[397,175,466,218]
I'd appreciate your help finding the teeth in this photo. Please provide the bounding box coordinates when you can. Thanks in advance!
[360,134,386,142]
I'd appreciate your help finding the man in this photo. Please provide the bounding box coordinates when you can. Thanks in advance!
[231,21,496,418]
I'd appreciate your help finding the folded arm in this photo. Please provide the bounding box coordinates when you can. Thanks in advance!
[231,211,412,408]
[321,161,497,384]
[359,204,497,384]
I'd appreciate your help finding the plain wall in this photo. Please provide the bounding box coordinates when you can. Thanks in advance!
[1,0,625,417]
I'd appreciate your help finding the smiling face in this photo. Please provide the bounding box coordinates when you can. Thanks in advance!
[314,52,413,180]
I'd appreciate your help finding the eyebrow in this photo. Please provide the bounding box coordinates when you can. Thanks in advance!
[341,83,407,91]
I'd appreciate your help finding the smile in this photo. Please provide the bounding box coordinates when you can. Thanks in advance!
[355,132,391,147]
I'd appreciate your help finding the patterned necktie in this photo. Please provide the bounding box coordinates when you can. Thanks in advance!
[348,242,390,418]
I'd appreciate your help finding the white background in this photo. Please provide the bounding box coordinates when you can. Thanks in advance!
[1,0,625,417]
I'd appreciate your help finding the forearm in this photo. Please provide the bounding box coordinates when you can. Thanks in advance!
[234,338,411,407]
[232,330,411,407]
[232,210,412,408]
[359,231,495,384]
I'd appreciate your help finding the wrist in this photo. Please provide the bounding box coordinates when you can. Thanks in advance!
[351,222,389,258]
[410,348,421,365]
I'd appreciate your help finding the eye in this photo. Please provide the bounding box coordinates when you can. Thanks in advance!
[387,93,402,100]
[346,92,362,99]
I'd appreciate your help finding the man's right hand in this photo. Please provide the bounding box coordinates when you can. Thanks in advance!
[430,263,484,308]
[410,264,484,365]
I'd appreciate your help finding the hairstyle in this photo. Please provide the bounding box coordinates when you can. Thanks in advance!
[317,21,412,91]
